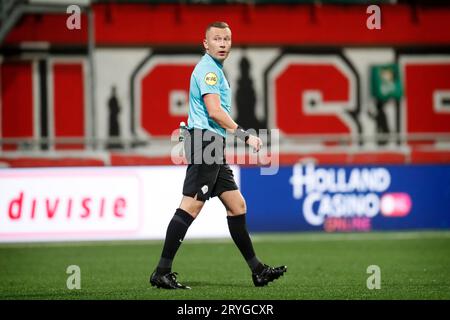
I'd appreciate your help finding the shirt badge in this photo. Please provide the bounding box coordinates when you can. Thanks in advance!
[205,72,218,86]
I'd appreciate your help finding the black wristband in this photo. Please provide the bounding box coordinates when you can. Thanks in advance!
[235,126,250,143]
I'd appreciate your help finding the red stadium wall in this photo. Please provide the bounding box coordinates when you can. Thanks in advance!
[1,61,34,151]
[1,3,450,168]
[4,4,450,46]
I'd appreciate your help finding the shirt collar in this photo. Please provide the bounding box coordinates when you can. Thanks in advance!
[204,53,223,69]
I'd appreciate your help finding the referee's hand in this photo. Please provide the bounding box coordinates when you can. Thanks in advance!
[247,135,263,153]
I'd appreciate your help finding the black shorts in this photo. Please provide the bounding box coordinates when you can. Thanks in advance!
[182,128,238,201]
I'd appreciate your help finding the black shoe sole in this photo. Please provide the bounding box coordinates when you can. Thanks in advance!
[253,267,287,287]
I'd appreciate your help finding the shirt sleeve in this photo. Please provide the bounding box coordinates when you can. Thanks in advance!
[196,65,221,96]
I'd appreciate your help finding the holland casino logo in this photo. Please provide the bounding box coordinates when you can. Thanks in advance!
[289,163,412,232]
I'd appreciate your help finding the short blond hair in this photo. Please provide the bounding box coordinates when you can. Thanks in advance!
[205,21,230,36]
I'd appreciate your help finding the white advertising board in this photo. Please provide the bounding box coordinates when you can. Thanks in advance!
[0,166,236,242]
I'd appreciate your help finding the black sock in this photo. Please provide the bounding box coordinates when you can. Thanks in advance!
[156,208,194,274]
[227,214,263,273]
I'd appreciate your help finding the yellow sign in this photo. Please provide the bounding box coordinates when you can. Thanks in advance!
[205,72,218,86]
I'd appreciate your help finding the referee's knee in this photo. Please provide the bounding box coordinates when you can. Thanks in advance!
[179,196,205,218]
[227,200,247,216]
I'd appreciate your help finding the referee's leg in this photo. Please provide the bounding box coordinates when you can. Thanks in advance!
[150,195,204,288]
[156,195,204,272]
[220,190,287,286]
[179,195,204,219]
[219,190,264,272]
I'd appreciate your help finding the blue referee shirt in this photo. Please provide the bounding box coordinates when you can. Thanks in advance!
[187,53,231,138]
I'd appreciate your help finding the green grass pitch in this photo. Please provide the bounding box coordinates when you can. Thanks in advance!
[0,231,449,300]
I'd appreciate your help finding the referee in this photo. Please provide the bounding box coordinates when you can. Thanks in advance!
[150,21,287,289]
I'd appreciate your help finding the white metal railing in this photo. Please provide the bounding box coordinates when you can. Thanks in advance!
[0,0,91,44]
